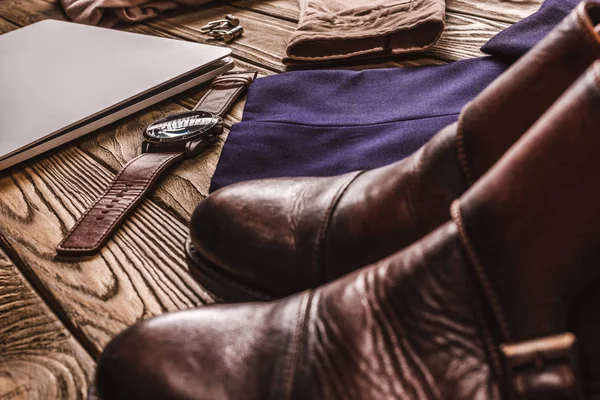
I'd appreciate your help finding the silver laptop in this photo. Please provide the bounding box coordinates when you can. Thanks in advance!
[0,20,234,171]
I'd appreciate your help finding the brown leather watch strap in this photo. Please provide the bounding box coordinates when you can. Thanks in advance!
[193,71,257,116]
[57,152,184,256]
[57,70,256,257]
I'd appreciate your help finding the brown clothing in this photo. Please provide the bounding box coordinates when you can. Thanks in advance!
[60,0,445,62]
[285,0,445,63]
[59,0,214,27]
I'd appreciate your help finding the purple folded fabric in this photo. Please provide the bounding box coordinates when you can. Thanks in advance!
[210,0,579,192]
[211,58,505,190]
[482,0,580,62]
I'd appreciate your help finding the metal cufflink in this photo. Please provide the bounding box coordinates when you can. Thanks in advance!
[201,14,241,34]
[208,26,244,43]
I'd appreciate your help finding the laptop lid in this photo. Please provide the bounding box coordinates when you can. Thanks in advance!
[0,20,231,164]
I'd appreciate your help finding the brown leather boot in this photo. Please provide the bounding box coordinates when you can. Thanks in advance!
[96,63,600,399]
[186,2,600,302]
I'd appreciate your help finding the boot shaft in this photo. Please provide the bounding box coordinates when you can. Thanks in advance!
[456,61,600,396]
[301,222,502,399]
[458,61,600,341]
[459,1,600,184]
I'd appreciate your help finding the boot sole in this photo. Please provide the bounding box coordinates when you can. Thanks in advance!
[185,237,275,303]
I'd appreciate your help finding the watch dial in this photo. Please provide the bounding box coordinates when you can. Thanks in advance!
[145,111,219,141]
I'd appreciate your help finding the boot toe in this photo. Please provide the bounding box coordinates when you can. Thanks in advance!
[96,297,306,400]
[188,175,359,300]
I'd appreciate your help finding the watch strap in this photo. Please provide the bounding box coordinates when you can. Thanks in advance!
[57,70,257,257]
[193,71,257,116]
[57,152,185,256]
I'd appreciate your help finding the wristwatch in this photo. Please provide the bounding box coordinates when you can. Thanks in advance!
[57,70,257,256]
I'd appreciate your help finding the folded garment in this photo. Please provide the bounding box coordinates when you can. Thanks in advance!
[482,0,583,62]
[61,0,445,61]
[210,0,579,192]
[211,58,505,190]
[283,0,446,63]
[60,0,214,27]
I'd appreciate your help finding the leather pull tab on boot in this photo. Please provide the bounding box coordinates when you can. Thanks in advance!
[501,333,584,399]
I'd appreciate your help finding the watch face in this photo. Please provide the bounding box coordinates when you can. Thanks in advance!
[144,111,220,142]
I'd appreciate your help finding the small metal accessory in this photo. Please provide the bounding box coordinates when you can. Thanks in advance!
[224,14,240,27]
[200,20,226,33]
[211,26,244,43]
[200,14,240,33]
[206,30,226,38]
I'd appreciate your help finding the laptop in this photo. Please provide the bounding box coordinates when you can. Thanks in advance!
[0,20,234,171]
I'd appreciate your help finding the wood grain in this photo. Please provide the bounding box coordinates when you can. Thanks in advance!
[0,143,215,356]
[77,102,230,220]
[0,0,67,26]
[447,0,542,24]
[146,4,294,72]
[428,12,510,60]
[0,0,547,395]
[146,3,443,71]
[233,0,542,25]
[0,16,18,33]
[233,0,299,22]
[0,249,95,399]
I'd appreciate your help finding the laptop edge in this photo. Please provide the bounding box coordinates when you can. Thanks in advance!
[0,57,234,171]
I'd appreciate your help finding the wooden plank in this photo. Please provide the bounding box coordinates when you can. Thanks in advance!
[146,4,296,72]
[233,0,542,26]
[0,16,18,33]
[77,102,228,219]
[0,248,95,399]
[0,0,67,26]
[427,12,510,60]
[447,0,542,24]
[146,4,442,71]
[232,0,299,22]
[0,143,215,356]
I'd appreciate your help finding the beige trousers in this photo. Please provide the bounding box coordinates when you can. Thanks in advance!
[60,0,445,62]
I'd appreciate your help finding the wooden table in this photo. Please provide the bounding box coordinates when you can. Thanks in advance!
[0,0,542,398]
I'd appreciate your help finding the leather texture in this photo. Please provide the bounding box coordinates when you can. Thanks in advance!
[100,223,502,400]
[500,333,583,398]
[56,70,256,256]
[458,1,600,184]
[457,60,600,393]
[193,71,257,117]
[187,2,600,301]
[57,152,185,256]
[95,60,600,400]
